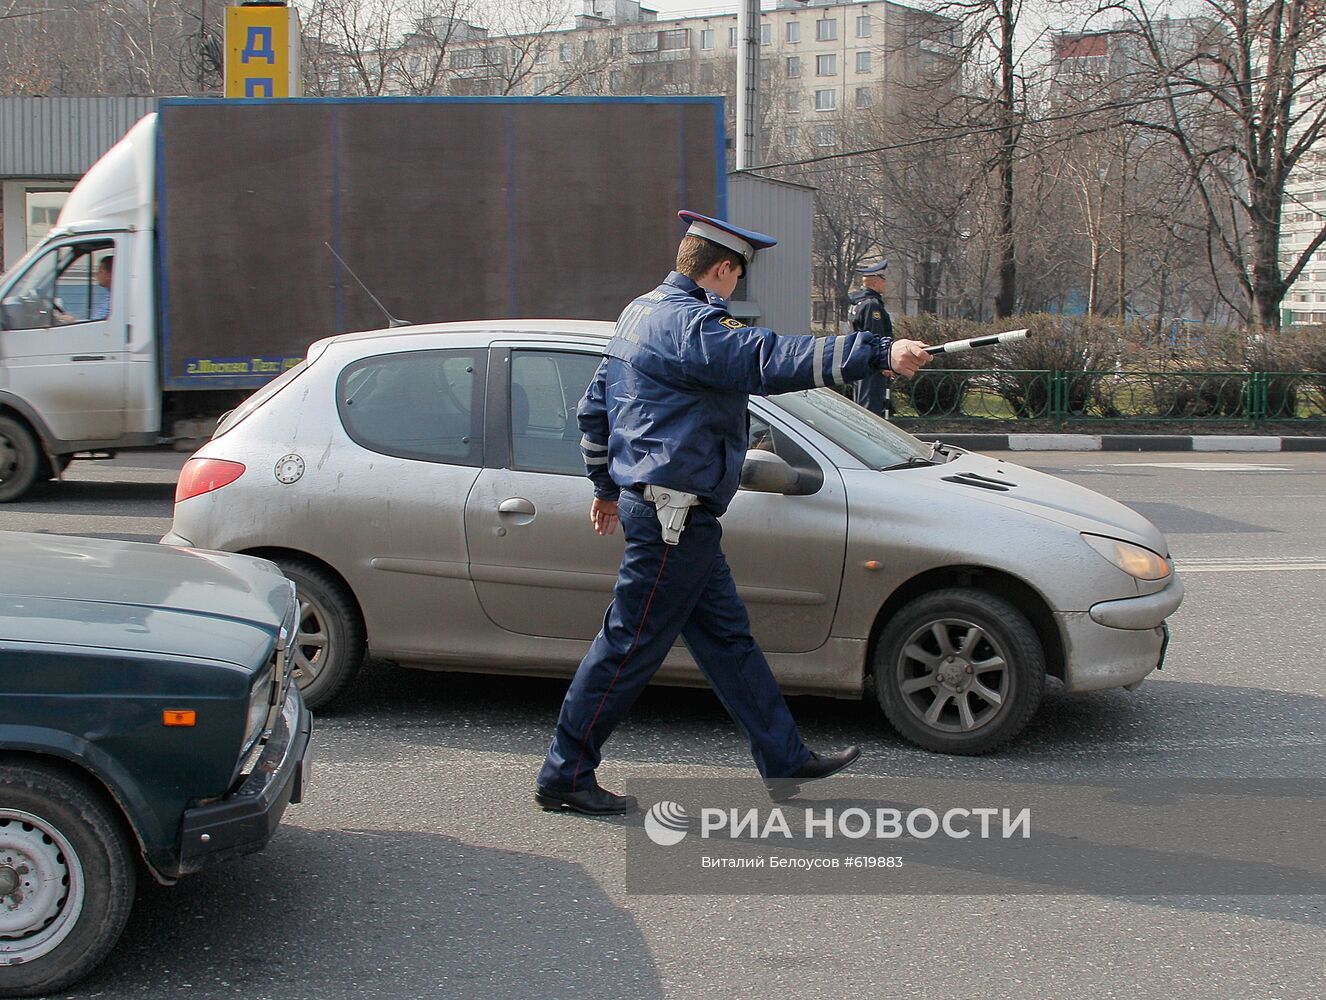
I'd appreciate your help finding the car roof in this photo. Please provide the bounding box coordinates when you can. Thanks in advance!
[318,319,615,352]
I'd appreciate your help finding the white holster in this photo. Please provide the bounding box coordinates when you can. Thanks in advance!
[643,485,701,545]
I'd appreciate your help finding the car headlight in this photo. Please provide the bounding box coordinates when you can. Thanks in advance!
[1082,534,1171,581]
[244,661,277,752]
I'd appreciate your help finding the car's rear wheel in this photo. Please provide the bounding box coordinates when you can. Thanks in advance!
[874,588,1045,755]
[276,559,366,711]
[0,762,136,997]
[0,416,42,503]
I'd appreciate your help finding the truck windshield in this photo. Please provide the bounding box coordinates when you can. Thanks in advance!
[771,388,935,471]
[213,342,327,438]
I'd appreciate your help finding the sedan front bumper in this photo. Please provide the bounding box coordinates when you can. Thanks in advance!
[1059,574,1183,693]
[172,684,312,877]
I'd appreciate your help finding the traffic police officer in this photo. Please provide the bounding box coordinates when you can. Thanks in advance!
[849,260,894,417]
[535,212,932,816]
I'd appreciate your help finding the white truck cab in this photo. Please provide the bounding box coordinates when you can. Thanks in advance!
[0,116,160,500]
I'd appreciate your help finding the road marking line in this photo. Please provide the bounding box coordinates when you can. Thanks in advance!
[1114,462,1292,472]
[1179,560,1326,573]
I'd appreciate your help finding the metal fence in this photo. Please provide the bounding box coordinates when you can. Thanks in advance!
[892,370,1326,428]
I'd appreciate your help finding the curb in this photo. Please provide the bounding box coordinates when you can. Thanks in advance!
[912,434,1326,453]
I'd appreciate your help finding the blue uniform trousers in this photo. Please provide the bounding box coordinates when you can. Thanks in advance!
[537,490,812,791]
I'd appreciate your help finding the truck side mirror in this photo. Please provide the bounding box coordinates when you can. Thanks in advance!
[740,450,798,494]
[1,297,45,331]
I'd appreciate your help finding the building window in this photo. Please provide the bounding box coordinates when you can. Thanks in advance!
[817,53,837,75]
[700,63,715,85]
[857,14,872,38]
[628,31,659,52]
[584,38,597,59]
[729,27,737,47]
[786,90,799,112]
[761,23,772,45]
[786,55,801,77]
[660,28,689,50]
[610,36,622,56]
[533,75,546,92]
[701,28,715,50]
[815,88,836,111]
[559,42,572,62]
[856,86,871,108]
[785,126,801,147]
[786,21,801,43]
[816,18,837,42]
[857,50,872,73]
[815,123,837,146]
[536,49,548,64]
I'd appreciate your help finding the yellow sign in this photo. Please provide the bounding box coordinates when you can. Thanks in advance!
[225,5,302,98]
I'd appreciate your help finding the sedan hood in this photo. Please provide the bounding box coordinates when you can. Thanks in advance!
[0,531,293,637]
[910,451,1170,555]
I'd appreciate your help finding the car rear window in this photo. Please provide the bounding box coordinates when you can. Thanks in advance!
[337,348,486,466]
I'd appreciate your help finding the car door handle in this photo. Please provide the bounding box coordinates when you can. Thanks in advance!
[71,355,106,361]
[497,498,536,516]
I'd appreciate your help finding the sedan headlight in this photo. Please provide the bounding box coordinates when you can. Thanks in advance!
[1082,534,1171,581]
[244,661,277,752]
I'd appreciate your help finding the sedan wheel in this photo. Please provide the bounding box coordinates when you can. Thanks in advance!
[275,560,366,711]
[0,764,135,997]
[875,588,1045,755]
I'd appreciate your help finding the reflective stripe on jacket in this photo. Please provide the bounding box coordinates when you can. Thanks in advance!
[579,271,891,514]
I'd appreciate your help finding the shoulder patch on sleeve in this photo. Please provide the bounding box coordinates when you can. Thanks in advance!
[719,316,746,329]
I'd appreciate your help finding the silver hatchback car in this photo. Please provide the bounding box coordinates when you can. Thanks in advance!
[164,320,1183,754]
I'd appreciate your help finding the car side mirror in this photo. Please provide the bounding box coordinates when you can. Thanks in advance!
[741,450,798,494]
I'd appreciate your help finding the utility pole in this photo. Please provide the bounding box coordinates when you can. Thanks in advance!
[735,0,761,170]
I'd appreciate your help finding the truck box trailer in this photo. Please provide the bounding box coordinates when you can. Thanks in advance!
[0,96,725,501]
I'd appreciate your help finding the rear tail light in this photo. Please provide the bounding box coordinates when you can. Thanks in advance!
[176,458,246,503]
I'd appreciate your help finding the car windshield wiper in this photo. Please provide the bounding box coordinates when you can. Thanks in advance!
[880,456,936,471]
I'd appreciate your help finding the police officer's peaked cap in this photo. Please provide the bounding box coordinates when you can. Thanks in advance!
[856,260,889,275]
[678,210,777,265]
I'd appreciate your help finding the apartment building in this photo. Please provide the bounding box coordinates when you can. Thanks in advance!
[438,0,959,163]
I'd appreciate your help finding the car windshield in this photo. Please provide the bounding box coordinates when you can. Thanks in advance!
[771,388,935,470]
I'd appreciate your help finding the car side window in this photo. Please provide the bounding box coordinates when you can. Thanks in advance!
[748,413,825,495]
[337,348,485,466]
[1,241,112,330]
[510,350,601,475]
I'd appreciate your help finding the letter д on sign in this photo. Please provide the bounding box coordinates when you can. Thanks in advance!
[225,4,303,98]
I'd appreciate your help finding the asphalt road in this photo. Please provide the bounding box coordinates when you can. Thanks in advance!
[5,450,1325,1000]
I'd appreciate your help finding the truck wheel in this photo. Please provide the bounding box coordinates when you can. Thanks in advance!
[874,588,1045,755]
[0,416,42,503]
[276,560,366,711]
[0,763,136,997]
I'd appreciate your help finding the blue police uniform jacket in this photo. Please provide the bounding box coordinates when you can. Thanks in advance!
[578,271,892,515]
[848,287,892,339]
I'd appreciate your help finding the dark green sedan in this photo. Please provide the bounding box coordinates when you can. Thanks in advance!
[0,531,312,997]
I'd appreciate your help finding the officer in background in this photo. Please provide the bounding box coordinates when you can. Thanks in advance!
[849,260,893,417]
[535,212,933,816]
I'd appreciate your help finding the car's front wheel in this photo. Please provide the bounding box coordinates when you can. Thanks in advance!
[276,559,366,711]
[0,762,136,997]
[0,416,41,503]
[874,588,1045,755]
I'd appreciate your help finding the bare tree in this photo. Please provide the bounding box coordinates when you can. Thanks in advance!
[1098,0,1326,328]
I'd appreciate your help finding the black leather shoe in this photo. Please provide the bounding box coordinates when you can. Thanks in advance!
[535,784,638,816]
[765,746,862,801]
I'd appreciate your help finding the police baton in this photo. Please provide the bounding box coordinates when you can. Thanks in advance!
[922,328,1030,356]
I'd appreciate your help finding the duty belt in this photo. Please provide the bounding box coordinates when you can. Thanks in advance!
[643,485,701,545]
